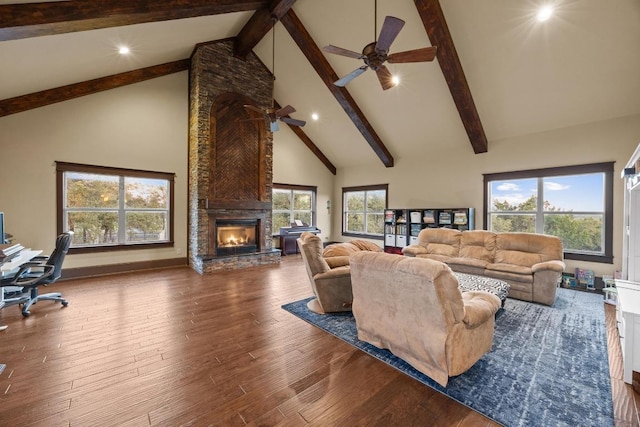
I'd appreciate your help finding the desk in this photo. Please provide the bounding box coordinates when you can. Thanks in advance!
[1,249,42,329]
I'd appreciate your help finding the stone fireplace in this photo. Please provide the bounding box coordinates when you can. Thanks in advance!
[188,40,281,273]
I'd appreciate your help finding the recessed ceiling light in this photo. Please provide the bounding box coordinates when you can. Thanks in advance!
[391,75,400,86]
[537,6,553,22]
[118,46,130,55]
[311,113,319,121]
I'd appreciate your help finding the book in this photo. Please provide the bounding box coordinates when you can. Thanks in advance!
[453,211,468,225]
[423,210,435,224]
[439,211,452,225]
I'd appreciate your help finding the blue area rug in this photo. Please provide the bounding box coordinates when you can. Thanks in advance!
[282,288,614,427]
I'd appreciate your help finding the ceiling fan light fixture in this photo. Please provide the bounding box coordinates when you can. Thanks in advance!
[118,46,130,55]
[391,75,400,86]
[311,113,319,121]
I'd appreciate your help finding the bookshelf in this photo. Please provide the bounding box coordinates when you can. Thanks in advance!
[385,208,475,253]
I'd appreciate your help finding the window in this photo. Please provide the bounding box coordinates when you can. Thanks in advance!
[56,162,174,253]
[272,184,316,232]
[342,184,388,239]
[484,162,613,263]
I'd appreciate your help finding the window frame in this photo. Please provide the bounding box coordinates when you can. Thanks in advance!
[272,183,317,231]
[342,184,388,240]
[56,161,175,254]
[483,162,614,263]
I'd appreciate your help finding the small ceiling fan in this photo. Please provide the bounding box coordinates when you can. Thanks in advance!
[244,104,305,132]
[323,1,437,90]
[244,21,306,132]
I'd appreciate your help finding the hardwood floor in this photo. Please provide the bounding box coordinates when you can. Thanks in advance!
[0,255,637,426]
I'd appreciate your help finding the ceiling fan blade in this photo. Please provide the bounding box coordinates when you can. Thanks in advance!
[375,16,405,54]
[375,65,395,91]
[334,65,368,87]
[244,104,264,114]
[270,120,279,132]
[280,117,306,127]
[323,44,365,59]
[276,104,296,117]
[387,46,438,63]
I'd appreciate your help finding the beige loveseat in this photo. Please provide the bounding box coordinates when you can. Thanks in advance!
[403,228,565,306]
[350,251,501,387]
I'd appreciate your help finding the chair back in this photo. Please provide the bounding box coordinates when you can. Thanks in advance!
[45,232,73,283]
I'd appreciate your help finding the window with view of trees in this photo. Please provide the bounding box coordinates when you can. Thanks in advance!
[272,184,316,232]
[56,162,174,253]
[484,162,613,263]
[343,185,387,238]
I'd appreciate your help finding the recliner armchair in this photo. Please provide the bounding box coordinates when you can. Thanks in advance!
[4,232,72,317]
[296,231,352,314]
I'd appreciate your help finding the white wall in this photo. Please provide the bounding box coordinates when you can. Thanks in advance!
[272,124,335,244]
[332,114,640,277]
[0,73,189,268]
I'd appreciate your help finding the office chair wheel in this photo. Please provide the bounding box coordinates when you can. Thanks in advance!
[21,310,30,317]
[62,300,68,307]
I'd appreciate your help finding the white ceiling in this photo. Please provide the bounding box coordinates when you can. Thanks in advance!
[1,0,639,169]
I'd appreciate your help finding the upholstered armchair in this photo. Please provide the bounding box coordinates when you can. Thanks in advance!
[297,232,353,314]
[350,251,501,387]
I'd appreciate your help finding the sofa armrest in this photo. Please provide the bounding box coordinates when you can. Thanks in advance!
[325,256,350,269]
[314,266,351,281]
[402,244,428,257]
[531,260,565,273]
[461,291,501,328]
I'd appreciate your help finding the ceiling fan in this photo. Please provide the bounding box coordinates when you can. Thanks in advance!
[244,104,305,132]
[323,2,437,90]
[244,21,306,132]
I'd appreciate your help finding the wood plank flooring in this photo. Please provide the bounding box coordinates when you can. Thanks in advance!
[0,255,637,426]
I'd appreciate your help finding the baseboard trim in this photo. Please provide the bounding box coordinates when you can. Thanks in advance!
[61,257,189,280]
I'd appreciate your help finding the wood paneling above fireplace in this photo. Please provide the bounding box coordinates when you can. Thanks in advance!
[209,92,267,207]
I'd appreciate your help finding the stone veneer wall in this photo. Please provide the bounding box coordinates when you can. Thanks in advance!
[188,40,280,273]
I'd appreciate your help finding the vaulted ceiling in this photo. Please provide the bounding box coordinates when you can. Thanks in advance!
[1,0,639,172]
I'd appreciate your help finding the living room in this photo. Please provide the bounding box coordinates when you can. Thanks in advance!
[1,0,639,425]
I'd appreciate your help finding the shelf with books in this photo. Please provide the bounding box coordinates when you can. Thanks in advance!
[384,207,475,253]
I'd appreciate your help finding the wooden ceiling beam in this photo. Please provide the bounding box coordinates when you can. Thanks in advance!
[233,0,297,59]
[414,0,488,154]
[274,100,337,175]
[0,0,268,42]
[0,59,189,117]
[280,9,394,168]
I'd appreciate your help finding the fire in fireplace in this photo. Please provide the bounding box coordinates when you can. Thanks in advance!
[215,220,259,257]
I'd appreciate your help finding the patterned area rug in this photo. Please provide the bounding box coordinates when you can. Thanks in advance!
[282,288,614,427]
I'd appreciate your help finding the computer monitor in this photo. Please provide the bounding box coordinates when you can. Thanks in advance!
[0,212,4,244]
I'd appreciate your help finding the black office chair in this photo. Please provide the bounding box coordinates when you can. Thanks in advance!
[4,232,72,317]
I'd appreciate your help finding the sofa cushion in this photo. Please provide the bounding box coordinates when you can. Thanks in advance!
[322,240,382,258]
[458,230,496,263]
[417,227,461,257]
[484,267,534,284]
[495,232,563,267]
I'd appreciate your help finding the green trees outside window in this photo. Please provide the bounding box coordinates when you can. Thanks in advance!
[272,186,315,232]
[57,162,174,251]
[343,185,387,237]
[485,163,613,263]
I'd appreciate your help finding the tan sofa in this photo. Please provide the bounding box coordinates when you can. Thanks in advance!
[403,228,565,306]
[350,251,501,387]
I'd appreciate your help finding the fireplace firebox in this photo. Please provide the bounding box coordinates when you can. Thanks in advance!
[215,220,259,257]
